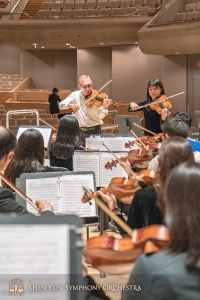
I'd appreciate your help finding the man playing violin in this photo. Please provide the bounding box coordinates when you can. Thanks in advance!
[127,78,168,135]
[59,75,111,145]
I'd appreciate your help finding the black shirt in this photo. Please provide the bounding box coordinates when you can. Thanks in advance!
[127,101,162,135]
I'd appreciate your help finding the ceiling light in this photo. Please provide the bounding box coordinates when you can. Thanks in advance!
[99,43,104,45]
[41,46,45,49]
[66,43,70,45]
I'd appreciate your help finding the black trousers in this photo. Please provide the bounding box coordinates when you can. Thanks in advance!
[79,126,101,146]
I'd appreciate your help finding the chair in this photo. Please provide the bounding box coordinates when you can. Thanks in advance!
[45,118,59,126]
[86,8,99,16]
[61,9,74,17]
[53,1,64,9]
[37,109,47,114]
[196,2,200,11]
[42,2,54,9]
[86,0,97,9]
[75,0,86,9]
[97,0,109,8]
[99,7,111,16]
[1,118,16,127]
[115,115,143,136]
[173,12,186,22]
[137,6,150,16]
[63,1,75,9]
[184,3,196,12]
[16,119,31,126]
[49,9,62,17]
[39,113,52,119]
[74,8,87,16]
[0,105,5,110]
[132,0,144,6]
[145,0,158,7]
[112,7,124,16]
[124,6,137,14]
[120,0,133,7]
[108,0,121,8]
[185,11,197,21]
[11,113,25,119]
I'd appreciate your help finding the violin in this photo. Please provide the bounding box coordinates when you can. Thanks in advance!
[84,225,169,274]
[85,90,118,108]
[149,94,172,114]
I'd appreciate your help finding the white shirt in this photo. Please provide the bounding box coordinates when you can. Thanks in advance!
[59,90,108,127]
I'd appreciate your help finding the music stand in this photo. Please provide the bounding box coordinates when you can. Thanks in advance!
[115,115,143,136]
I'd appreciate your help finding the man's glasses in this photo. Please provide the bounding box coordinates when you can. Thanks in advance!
[80,84,93,89]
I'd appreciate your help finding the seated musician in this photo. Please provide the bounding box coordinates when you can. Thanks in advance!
[122,162,200,300]
[98,137,194,232]
[59,75,111,146]
[0,126,53,215]
[148,116,200,172]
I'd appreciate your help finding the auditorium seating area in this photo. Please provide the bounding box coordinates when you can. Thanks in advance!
[169,2,200,23]
[0,74,24,91]
[35,0,162,18]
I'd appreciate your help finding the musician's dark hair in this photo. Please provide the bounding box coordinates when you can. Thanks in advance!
[161,117,190,138]
[52,87,59,93]
[164,161,200,269]
[0,126,16,160]
[51,115,80,159]
[156,137,194,214]
[171,111,192,128]
[146,79,165,106]
[3,129,45,187]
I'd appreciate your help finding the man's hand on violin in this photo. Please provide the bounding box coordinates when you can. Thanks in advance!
[129,102,139,111]
[68,103,80,112]
[103,98,111,109]
[118,159,135,178]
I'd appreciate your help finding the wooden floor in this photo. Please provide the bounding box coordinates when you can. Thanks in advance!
[82,225,132,300]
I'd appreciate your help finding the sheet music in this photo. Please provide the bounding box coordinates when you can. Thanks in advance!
[73,151,128,187]
[17,126,52,148]
[85,136,140,151]
[99,152,128,186]
[0,224,68,274]
[73,151,100,185]
[60,174,96,217]
[26,177,60,215]
[25,174,96,217]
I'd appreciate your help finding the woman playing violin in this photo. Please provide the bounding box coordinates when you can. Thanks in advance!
[59,75,111,146]
[127,78,168,135]
[123,162,200,300]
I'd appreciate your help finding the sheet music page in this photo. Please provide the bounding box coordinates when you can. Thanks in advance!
[73,151,100,186]
[86,136,140,151]
[99,152,128,187]
[60,174,97,217]
[17,126,52,148]
[0,224,68,274]
[26,177,60,215]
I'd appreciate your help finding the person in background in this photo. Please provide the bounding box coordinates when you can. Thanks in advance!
[0,126,53,215]
[59,75,111,146]
[122,162,200,300]
[48,87,61,116]
[126,78,168,135]
[3,128,52,189]
[49,115,82,171]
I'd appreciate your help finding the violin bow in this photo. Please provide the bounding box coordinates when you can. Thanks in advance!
[38,117,58,132]
[83,187,133,237]
[0,173,39,212]
[80,78,113,109]
[128,130,147,150]
[133,123,156,136]
[133,91,185,110]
